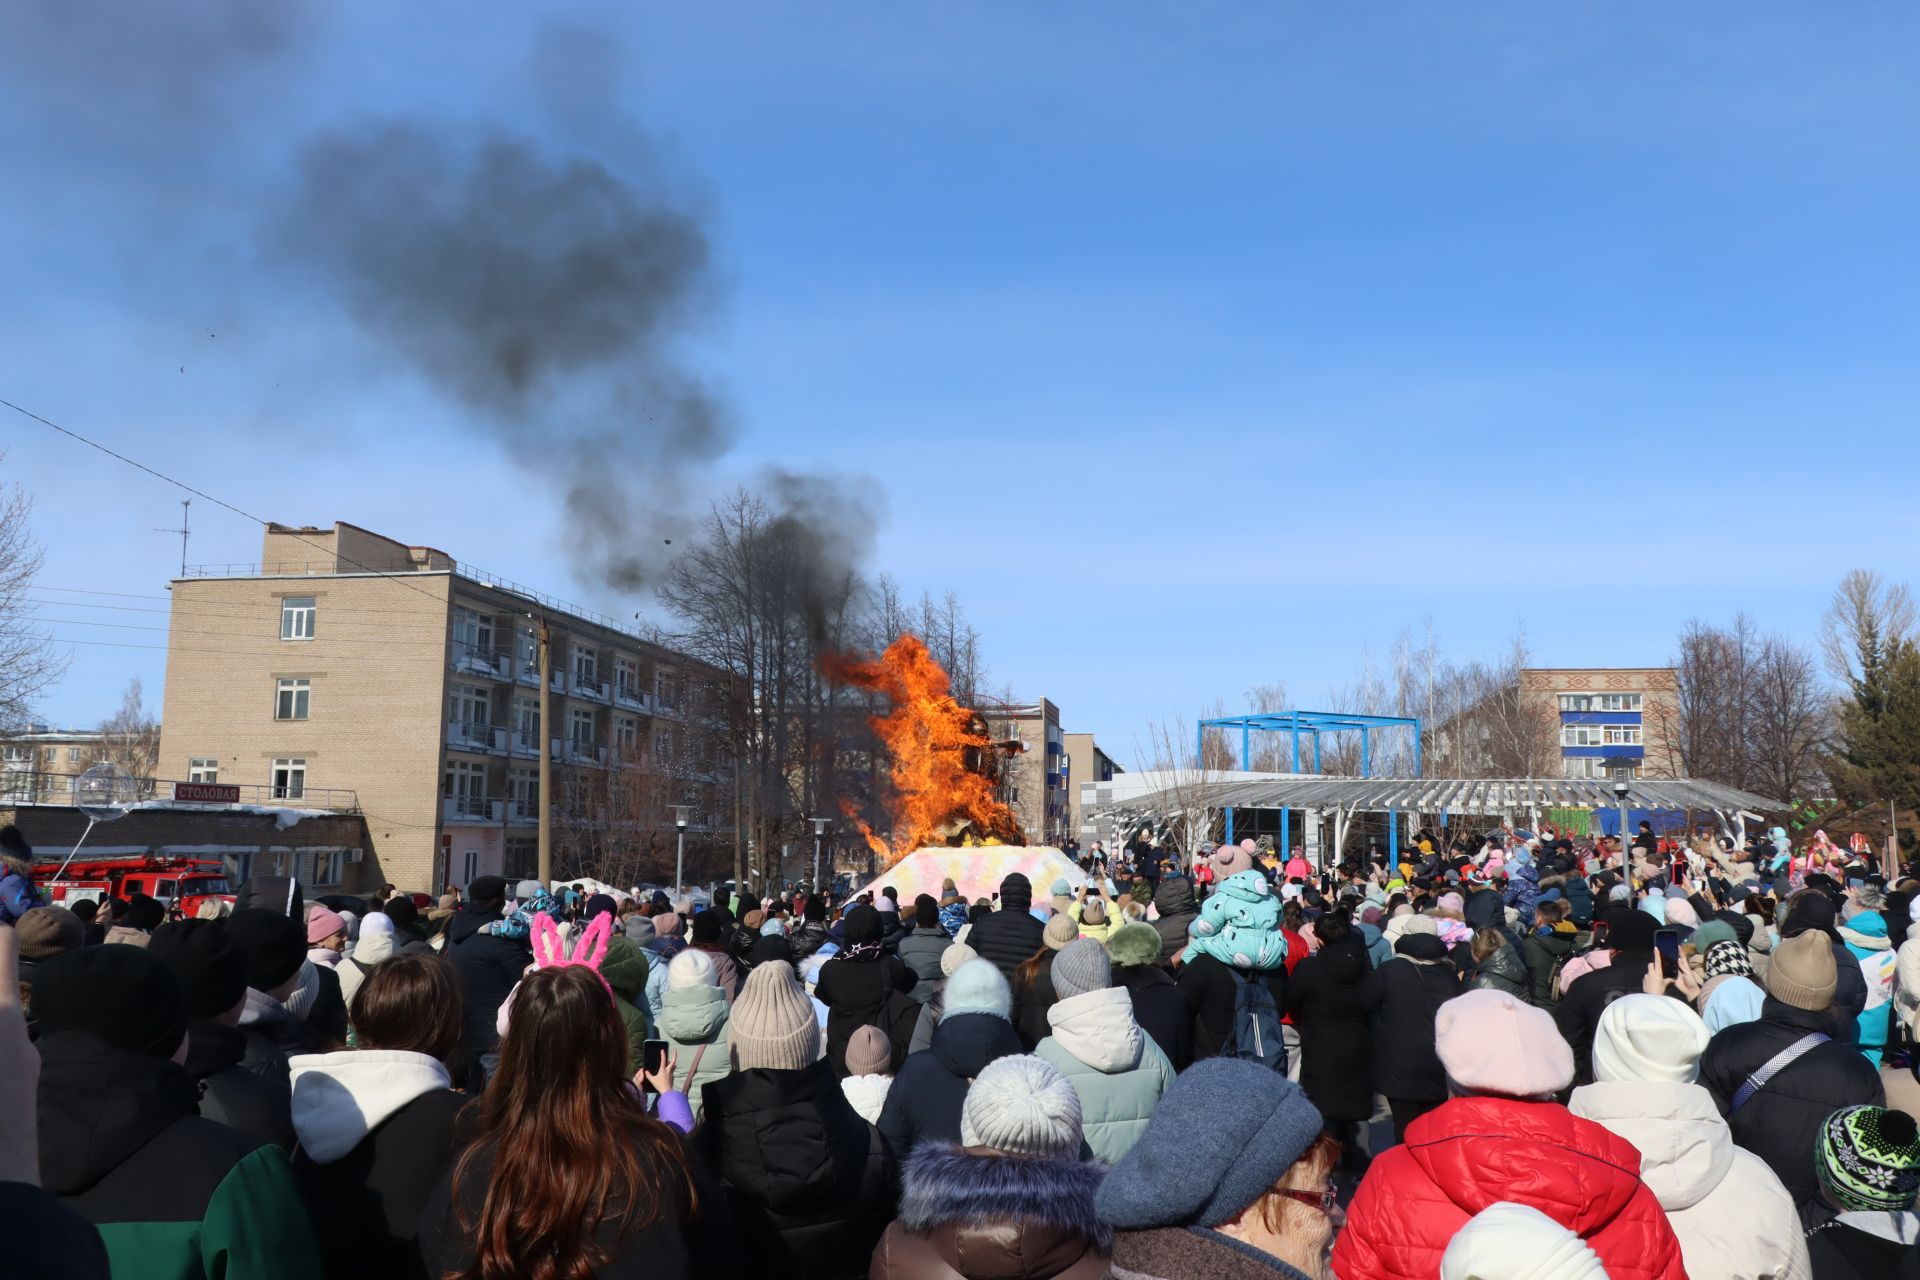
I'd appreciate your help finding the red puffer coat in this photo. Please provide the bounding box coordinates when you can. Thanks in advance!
[1330,1095,1686,1280]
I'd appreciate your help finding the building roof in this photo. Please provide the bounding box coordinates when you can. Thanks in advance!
[1088,774,1781,818]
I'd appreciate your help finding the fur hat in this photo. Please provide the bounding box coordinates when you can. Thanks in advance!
[226,907,307,991]
[1436,989,1574,1098]
[845,1024,893,1078]
[1105,922,1162,968]
[1049,937,1111,1001]
[729,960,819,1070]
[1767,929,1837,1011]
[941,958,1012,1021]
[960,1054,1082,1158]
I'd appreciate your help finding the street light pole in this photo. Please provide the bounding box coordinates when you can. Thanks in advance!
[809,816,831,891]
[670,804,693,898]
[1613,780,1631,869]
[535,615,553,886]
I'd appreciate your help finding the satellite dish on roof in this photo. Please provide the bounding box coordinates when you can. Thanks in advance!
[48,764,140,882]
[72,763,139,822]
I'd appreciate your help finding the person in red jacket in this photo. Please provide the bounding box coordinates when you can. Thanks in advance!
[1331,988,1686,1280]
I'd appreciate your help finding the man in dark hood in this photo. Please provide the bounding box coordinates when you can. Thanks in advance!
[442,875,530,1086]
[1149,874,1200,967]
[961,873,1045,984]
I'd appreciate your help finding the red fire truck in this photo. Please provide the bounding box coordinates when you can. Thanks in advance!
[33,854,235,918]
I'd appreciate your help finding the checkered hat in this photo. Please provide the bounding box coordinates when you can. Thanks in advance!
[1815,1106,1920,1213]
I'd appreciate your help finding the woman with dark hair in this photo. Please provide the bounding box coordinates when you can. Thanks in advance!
[417,964,733,1280]
[290,952,467,1279]
[814,903,919,1073]
[1013,915,1079,1050]
[1468,925,1532,1001]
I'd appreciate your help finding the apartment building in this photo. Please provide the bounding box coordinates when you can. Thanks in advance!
[981,698,1068,847]
[158,521,727,894]
[0,726,106,805]
[1061,732,1122,846]
[1519,667,1682,780]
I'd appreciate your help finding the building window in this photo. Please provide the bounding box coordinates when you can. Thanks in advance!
[654,728,673,763]
[516,627,538,676]
[67,746,81,762]
[513,697,540,747]
[569,708,596,745]
[275,678,311,721]
[509,768,536,819]
[444,761,488,818]
[189,758,219,784]
[1596,693,1642,712]
[572,649,597,684]
[227,851,254,884]
[2,746,28,762]
[271,758,306,799]
[463,850,478,885]
[1602,724,1642,747]
[281,597,316,641]
[657,671,679,711]
[452,606,494,654]
[308,850,343,885]
[1562,724,1640,747]
[450,683,490,729]
[614,716,638,753]
[42,746,55,764]
[1557,694,1592,712]
[614,657,639,700]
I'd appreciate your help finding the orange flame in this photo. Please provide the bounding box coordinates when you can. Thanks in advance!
[821,634,1026,867]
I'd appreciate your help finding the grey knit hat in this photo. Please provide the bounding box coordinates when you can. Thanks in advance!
[729,960,820,1070]
[960,1054,1083,1157]
[1050,937,1112,1001]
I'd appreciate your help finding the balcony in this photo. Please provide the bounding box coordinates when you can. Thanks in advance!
[445,721,507,754]
[614,684,651,713]
[552,737,609,768]
[509,727,541,759]
[441,796,504,824]
[449,642,512,682]
[507,796,538,825]
[571,675,611,703]
[515,659,540,689]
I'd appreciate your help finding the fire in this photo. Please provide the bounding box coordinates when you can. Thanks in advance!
[822,634,1026,867]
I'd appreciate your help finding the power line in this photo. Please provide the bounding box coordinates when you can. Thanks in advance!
[28,585,171,601]
[2,396,449,605]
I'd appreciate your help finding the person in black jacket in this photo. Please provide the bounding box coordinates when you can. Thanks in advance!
[1698,929,1885,1207]
[1285,910,1375,1157]
[1358,916,1461,1141]
[290,953,467,1280]
[1782,889,1867,1045]
[1176,945,1290,1062]
[1554,908,1670,1084]
[377,896,433,957]
[962,872,1045,983]
[1107,922,1192,1070]
[442,875,530,1088]
[32,943,321,1280]
[788,895,832,962]
[224,906,321,1081]
[698,960,893,1279]
[878,959,1023,1157]
[814,904,918,1074]
[1149,875,1200,967]
[148,919,296,1151]
[1012,915,1078,1050]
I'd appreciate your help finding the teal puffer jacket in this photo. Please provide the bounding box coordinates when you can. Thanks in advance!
[1034,987,1174,1164]
[657,983,733,1120]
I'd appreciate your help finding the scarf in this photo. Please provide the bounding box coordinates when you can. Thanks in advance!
[1180,871,1287,970]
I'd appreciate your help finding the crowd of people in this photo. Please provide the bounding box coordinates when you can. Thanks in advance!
[4,817,1920,1278]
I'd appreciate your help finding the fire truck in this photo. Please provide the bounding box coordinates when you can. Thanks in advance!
[33,854,235,918]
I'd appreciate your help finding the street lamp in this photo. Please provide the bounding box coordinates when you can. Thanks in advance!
[1612,780,1631,867]
[809,816,832,892]
[669,804,693,897]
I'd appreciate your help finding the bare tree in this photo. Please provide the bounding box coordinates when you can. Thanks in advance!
[0,471,66,729]
[96,677,160,792]
[1128,712,1225,855]
[1658,616,1763,787]
[1748,636,1829,803]
[1821,569,1916,687]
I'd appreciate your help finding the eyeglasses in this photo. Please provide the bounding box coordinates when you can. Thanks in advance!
[1280,1181,1338,1217]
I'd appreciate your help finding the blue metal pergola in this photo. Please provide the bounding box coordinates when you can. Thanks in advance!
[1198,710,1422,861]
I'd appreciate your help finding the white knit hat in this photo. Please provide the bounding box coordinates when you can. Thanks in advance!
[1440,1202,1608,1280]
[939,942,978,979]
[667,948,717,991]
[1591,993,1709,1085]
[960,1054,1083,1158]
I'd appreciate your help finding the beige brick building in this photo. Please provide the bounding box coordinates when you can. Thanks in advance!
[981,699,1067,847]
[1519,667,1682,780]
[1061,732,1122,847]
[0,726,106,804]
[158,522,727,895]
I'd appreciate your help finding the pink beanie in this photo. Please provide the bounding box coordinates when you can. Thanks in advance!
[1664,899,1699,927]
[1212,844,1257,877]
[1435,989,1574,1098]
[1437,892,1465,914]
[305,905,346,945]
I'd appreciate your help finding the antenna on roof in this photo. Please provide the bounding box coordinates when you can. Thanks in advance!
[156,499,190,576]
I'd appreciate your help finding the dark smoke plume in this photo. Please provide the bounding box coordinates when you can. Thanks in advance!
[762,468,885,644]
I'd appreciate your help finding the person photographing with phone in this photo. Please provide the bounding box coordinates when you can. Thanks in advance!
[1554,910,1681,1085]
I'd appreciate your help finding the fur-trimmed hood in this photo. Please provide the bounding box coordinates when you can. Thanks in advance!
[897,1144,1111,1267]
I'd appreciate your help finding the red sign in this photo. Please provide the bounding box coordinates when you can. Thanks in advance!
[174,782,241,804]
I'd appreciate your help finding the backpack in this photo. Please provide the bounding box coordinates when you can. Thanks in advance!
[1226,969,1288,1072]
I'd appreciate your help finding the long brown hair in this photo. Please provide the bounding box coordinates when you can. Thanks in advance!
[449,965,697,1280]
[1016,941,1054,994]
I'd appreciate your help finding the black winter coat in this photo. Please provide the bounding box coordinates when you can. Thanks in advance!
[788,921,832,961]
[815,953,919,1075]
[1804,1215,1920,1280]
[1698,998,1885,1205]
[1176,951,1288,1062]
[877,1012,1023,1158]
[1470,942,1532,1002]
[967,907,1046,985]
[1149,877,1200,966]
[1563,876,1595,928]
[1014,953,1060,1051]
[0,1182,110,1280]
[1554,948,1662,1084]
[181,1018,295,1151]
[1286,940,1375,1121]
[1359,940,1460,1102]
[307,963,348,1048]
[444,905,531,1068]
[698,1058,896,1280]
[420,1129,739,1280]
[1116,963,1192,1072]
[293,1089,465,1280]
[1523,928,1577,1004]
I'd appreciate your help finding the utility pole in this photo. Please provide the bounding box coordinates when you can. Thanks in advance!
[537,616,552,886]
[156,499,190,576]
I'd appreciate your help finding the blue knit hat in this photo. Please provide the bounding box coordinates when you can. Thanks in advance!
[941,957,1013,1021]
[1094,1058,1324,1229]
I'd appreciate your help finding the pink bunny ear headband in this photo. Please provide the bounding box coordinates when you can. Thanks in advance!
[532,911,616,1000]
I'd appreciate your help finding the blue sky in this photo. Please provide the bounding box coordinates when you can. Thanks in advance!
[3,2,1918,763]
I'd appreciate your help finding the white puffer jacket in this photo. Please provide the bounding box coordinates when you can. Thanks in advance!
[1570,1079,1810,1280]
